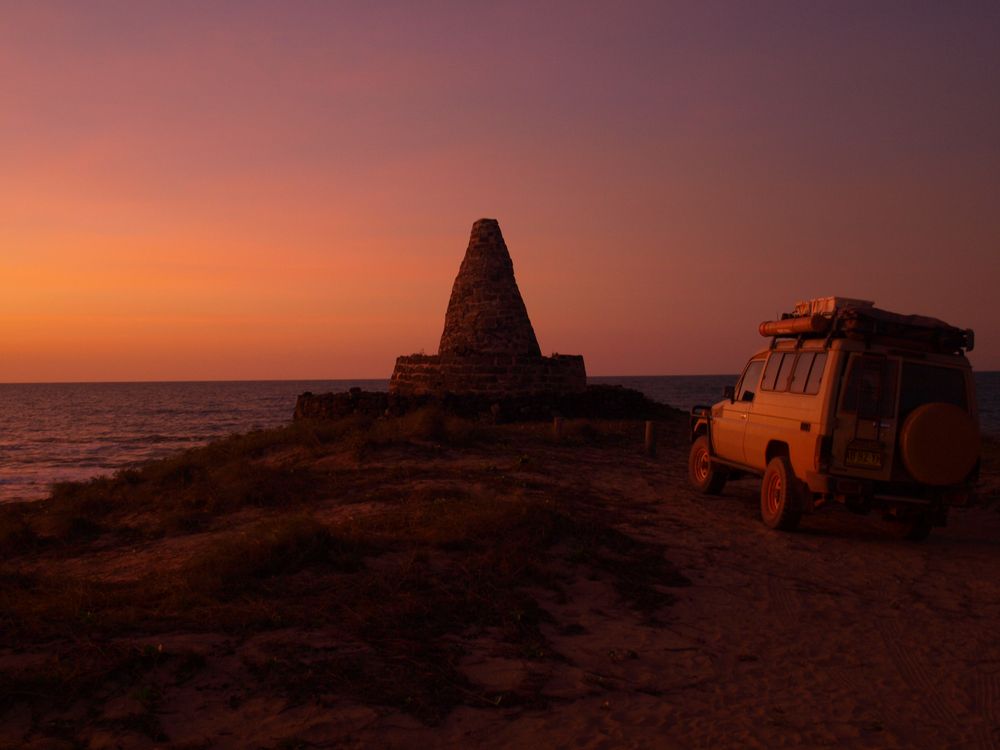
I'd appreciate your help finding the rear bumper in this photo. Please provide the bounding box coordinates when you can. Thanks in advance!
[804,471,975,506]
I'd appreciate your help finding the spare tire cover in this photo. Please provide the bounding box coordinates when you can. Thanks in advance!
[899,403,980,486]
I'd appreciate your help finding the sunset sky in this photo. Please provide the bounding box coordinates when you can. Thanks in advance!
[2,1,998,381]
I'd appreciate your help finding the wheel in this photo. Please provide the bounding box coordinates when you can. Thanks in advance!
[760,456,802,531]
[902,512,934,542]
[689,435,727,495]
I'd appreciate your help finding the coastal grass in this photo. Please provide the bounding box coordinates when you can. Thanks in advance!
[1,497,685,724]
[0,504,37,556]
[9,410,669,547]
[0,415,688,726]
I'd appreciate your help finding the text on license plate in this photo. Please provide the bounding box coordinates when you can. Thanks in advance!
[845,448,883,469]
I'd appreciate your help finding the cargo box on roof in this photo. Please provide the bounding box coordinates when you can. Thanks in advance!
[759,297,974,354]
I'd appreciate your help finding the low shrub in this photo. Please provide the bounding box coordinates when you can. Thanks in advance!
[181,515,366,598]
[0,506,37,557]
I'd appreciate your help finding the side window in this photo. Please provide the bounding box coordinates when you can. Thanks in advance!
[736,360,766,403]
[774,353,795,392]
[804,352,828,395]
[761,353,786,391]
[788,352,816,393]
[762,351,829,395]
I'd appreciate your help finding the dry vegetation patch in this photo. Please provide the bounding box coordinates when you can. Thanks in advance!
[0,411,688,742]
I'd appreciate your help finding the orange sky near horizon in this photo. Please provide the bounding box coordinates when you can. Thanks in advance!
[2,1,999,382]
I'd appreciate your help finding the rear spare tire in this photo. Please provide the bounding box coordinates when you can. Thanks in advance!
[899,403,979,486]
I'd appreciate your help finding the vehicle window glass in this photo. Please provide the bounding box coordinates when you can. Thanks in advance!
[761,353,785,391]
[841,356,898,418]
[881,360,898,417]
[774,352,795,392]
[788,353,815,394]
[736,360,766,403]
[899,363,968,422]
[804,352,828,395]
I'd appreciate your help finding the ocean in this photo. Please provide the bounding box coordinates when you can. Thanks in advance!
[1,373,997,504]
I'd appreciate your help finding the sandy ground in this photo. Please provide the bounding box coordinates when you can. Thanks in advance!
[3,427,999,750]
[337,439,1000,750]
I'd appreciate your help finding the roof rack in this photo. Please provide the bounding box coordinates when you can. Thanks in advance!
[758,297,974,354]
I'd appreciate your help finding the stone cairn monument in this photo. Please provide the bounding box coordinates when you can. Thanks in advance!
[389,218,586,396]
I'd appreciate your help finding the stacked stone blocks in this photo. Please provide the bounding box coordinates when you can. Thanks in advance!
[389,353,586,396]
[390,218,586,397]
[438,219,541,357]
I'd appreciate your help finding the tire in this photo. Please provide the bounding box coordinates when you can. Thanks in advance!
[903,513,934,542]
[899,403,979,486]
[760,456,802,531]
[689,435,727,495]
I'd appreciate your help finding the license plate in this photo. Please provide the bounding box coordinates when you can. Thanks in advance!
[845,447,883,469]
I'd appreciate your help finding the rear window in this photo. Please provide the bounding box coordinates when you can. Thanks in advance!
[841,356,898,419]
[899,363,968,422]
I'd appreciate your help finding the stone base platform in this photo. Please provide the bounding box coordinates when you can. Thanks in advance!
[388,353,586,397]
[293,384,678,423]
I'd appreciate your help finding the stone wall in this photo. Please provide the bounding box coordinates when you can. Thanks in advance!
[390,353,585,397]
[293,383,677,422]
[293,387,387,420]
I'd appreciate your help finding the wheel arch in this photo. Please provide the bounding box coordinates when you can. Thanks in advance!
[765,440,790,465]
[690,418,709,442]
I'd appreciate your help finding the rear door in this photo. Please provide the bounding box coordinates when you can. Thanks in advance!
[832,353,899,480]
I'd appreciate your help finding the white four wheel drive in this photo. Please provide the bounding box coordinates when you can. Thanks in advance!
[689,297,981,540]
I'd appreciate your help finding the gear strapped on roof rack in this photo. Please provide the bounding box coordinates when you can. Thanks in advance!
[758,297,974,354]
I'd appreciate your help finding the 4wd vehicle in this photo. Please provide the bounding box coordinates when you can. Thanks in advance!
[689,297,981,539]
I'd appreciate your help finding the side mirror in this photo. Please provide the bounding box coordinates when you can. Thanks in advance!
[723,385,735,403]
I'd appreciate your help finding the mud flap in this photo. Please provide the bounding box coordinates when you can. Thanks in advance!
[797,479,816,514]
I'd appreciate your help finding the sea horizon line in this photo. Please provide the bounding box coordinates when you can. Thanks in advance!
[0,374,752,387]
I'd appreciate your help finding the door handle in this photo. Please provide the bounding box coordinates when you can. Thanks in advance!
[741,414,748,420]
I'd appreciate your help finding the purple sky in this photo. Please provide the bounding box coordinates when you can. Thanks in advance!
[2,1,998,379]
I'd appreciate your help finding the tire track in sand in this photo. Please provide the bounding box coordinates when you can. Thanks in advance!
[766,572,800,620]
[971,671,1000,750]
[877,617,962,730]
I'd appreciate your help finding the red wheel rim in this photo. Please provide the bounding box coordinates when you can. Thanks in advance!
[765,472,782,516]
[694,448,710,482]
